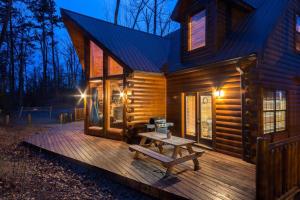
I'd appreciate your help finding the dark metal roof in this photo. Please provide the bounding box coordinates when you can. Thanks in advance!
[61,9,169,73]
[62,0,289,74]
[167,0,289,72]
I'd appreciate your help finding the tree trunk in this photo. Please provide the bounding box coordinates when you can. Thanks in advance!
[18,38,24,106]
[114,0,121,24]
[51,24,57,92]
[153,0,157,35]
[9,9,15,95]
[0,0,12,49]
[41,21,48,95]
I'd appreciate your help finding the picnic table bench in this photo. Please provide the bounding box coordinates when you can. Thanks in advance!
[129,132,205,175]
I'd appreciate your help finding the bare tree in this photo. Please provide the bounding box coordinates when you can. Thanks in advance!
[130,0,148,29]
[62,39,81,88]
[0,0,12,49]
[114,0,121,24]
[142,7,152,33]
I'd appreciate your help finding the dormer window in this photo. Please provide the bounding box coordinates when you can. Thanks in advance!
[188,10,206,51]
[296,15,300,51]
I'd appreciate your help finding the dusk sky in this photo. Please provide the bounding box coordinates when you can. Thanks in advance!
[55,0,179,40]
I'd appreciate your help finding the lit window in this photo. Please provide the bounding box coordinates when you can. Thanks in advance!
[263,90,287,134]
[296,15,300,51]
[188,10,206,51]
[108,56,123,76]
[90,41,103,78]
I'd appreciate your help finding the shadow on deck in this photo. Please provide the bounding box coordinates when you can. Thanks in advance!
[23,122,255,200]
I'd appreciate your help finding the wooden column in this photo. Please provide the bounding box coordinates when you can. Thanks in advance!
[256,137,271,200]
[83,38,90,134]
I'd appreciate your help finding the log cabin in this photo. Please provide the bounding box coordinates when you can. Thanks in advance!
[61,0,300,163]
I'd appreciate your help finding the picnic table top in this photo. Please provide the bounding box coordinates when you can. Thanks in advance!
[139,132,195,147]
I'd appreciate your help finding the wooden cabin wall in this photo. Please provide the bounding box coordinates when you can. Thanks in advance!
[125,72,166,128]
[258,0,300,140]
[167,63,244,158]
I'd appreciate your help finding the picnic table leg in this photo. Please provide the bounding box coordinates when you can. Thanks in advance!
[135,137,147,159]
[187,144,200,171]
[157,141,164,153]
[166,146,179,175]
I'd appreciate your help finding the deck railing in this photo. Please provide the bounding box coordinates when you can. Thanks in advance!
[74,107,85,121]
[256,136,300,200]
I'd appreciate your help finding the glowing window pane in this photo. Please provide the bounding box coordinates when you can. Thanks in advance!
[108,57,123,76]
[90,41,103,78]
[263,90,287,134]
[189,10,206,51]
[185,95,196,136]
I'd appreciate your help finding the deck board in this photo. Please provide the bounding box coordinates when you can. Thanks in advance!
[24,122,255,200]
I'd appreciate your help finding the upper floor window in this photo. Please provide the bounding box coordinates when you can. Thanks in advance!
[263,90,287,134]
[296,15,300,51]
[188,10,206,51]
[90,41,103,78]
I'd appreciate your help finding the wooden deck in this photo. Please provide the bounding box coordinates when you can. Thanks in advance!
[24,122,255,200]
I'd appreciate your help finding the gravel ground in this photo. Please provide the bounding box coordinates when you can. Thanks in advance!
[0,125,155,200]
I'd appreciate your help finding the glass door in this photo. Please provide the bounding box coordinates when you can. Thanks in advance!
[199,95,213,145]
[185,93,197,140]
[184,93,213,145]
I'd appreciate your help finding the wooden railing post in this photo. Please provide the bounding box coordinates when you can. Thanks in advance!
[256,137,271,200]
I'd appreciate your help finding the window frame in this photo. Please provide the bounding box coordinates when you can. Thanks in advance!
[262,89,288,135]
[187,9,207,52]
[295,14,300,52]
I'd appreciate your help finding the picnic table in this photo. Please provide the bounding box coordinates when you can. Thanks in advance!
[129,132,205,175]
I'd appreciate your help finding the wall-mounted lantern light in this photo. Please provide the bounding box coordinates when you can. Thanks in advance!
[214,89,224,98]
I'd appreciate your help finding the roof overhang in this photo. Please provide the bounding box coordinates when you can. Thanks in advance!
[171,0,254,22]
[62,11,86,70]
[61,9,134,73]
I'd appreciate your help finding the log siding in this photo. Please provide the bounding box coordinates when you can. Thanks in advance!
[167,63,247,158]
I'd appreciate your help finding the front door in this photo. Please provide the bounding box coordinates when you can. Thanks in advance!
[184,93,213,146]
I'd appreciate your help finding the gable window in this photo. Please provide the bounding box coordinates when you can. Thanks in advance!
[108,56,123,76]
[263,90,287,134]
[90,41,103,78]
[188,10,206,51]
[296,15,300,51]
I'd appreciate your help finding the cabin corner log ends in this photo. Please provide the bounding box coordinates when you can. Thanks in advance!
[256,136,300,200]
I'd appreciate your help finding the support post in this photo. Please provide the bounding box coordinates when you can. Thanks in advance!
[27,113,32,125]
[256,137,271,200]
[5,115,9,125]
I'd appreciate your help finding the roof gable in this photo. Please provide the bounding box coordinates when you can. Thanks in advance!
[167,0,290,72]
[61,9,169,73]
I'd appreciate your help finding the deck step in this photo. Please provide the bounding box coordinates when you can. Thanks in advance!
[129,145,174,164]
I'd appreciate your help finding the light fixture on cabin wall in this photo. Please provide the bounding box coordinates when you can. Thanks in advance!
[214,88,224,98]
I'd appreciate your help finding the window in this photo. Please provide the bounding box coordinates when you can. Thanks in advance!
[188,10,206,51]
[90,41,103,78]
[108,56,123,76]
[107,79,124,130]
[263,90,287,134]
[296,15,300,51]
[88,82,104,129]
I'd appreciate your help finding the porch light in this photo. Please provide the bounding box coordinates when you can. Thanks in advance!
[214,89,224,98]
[119,91,125,98]
[76,88,87,103]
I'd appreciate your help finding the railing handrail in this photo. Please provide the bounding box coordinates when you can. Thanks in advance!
[269,135,300,149]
